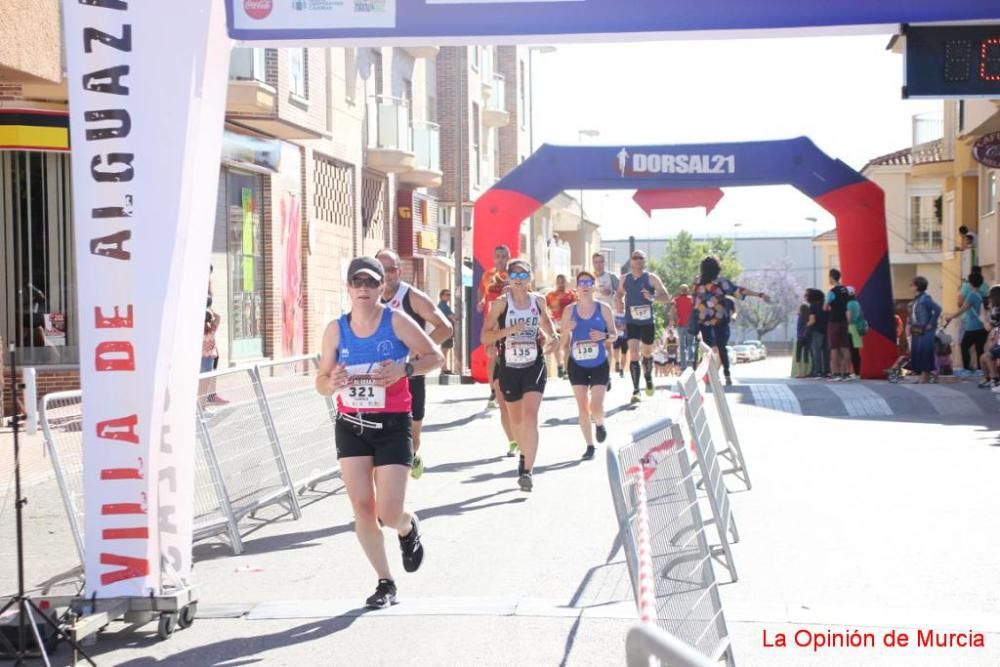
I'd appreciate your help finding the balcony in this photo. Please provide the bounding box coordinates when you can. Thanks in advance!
[399,121,442,188]
[404,46,440,59]
[226,48,322,140]
[911,112,953,165]
[482,74,510,127]
[366,95,416,174]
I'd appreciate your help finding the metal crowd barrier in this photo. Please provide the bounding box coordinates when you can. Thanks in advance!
[678,367,740,582]
[39,355,340,568]
[608,416,735,666]
[698,342,750,489]
[626,623,719,667]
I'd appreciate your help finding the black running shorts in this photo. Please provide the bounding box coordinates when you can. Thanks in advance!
[408,375,426,422]
[499,359,547,402]
[335,412,413,467]
[567,359,610,387]
[626,323,656,345]
[613,337,628,352]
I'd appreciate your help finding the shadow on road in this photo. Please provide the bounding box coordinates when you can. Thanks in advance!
[106,615,365,666]
[460,458,584,485]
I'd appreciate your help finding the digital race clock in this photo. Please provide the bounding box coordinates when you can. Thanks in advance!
[904,24,1000,98]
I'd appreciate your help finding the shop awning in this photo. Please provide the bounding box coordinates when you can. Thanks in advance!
[0,108,69,152]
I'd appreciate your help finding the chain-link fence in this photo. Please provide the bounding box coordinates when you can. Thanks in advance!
[607,416,735,666]
[40,355,338,567]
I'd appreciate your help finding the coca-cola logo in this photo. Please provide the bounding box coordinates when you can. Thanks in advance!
[244,0,273,20]
[973,132,1000,169]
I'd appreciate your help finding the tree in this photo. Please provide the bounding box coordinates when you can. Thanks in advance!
[733,259,803,340]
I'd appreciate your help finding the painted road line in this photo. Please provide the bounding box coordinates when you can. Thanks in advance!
[748,384,802,415]
[825,383,894,418]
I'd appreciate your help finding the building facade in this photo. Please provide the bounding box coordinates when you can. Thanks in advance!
[1,8,450,409]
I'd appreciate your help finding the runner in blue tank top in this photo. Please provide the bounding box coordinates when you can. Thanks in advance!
[316,256,443,610]
[615,250,670,404]
[561,270,618,461]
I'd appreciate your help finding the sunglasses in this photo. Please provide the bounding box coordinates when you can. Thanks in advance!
[577,279,595,287]
[631,256,645,261]
[350,276,382,289]
[509,271,531,280]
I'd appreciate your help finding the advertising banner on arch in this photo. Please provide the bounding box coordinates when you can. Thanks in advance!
[226,0,1000,43]
[62,0,230,596]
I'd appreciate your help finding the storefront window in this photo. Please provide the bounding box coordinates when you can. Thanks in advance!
[1,152,77,366]
[222,170,265,360]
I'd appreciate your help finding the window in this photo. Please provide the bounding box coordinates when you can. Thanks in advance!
[222,169,266,360]
[908,192,943,251]
[956,100,965,135]
[229,48,268,83]
[519,60,527,127]
[1,152,77,365]
[289,48,308,99]
[472,103,481,186]
[981,169,998,216]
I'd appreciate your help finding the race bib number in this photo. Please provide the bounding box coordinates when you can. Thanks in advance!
[505,340,538,365]
[340,375,386,409]
[572,340,600,362]
[630,305,652,321]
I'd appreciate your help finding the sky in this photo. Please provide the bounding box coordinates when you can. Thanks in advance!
[530,34,941,242]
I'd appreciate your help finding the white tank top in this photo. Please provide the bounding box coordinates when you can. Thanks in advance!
[503,292,542,368]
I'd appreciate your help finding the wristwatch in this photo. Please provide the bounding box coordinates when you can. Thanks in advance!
[404,362,415,378]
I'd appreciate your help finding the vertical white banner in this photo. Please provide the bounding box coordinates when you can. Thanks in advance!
[62,0,230,596]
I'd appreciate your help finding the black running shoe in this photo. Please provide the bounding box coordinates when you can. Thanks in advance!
[399,516,424,573]
[595,424,607,443]
[365,579,398,609]
[518,473,533,492]
[581,445,596,461]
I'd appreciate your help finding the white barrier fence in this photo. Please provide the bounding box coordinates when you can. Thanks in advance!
[39,355,339,567]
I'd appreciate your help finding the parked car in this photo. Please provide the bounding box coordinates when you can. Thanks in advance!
[731,344,755,363]
[744,340,767,360]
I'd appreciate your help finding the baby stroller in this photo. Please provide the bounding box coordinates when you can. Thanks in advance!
[935,329,954,377]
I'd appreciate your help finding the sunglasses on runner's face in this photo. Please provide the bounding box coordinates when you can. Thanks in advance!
[577,279,595,287]
[509,270,531,280]
[350,276,382,289]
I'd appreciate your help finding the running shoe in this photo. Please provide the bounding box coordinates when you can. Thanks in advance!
[487,397,498,410]
[581,445,596,461]
[399,516,424,573]
[630,392,641,405]
[507,441,520,457]
[978,378,994,389]
[618,368,624,379]
[725,376,733,387]
[410,455,424,480]
[644,382,654,397]
[365,579,398,609]
[518,473,533,492]
[991,384,1000,394]
[595,424,607,443]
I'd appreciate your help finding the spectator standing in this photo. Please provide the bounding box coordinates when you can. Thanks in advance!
[824,269,852,381]
[806,288,829,379]
[792,302,811,378]
[200,309,227,406]
[437,289,458,374]
[908,276,942,384]
[945,271,988,375]
[845,286,864,379]
[978,285,1000,391]
[673,284,695,370]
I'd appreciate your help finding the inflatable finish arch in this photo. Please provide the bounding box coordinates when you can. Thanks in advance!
[472,137,893,381]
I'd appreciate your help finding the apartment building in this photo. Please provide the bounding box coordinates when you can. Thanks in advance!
[0,1,446,407]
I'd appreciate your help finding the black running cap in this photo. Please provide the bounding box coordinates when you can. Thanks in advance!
[348,256,384,281]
